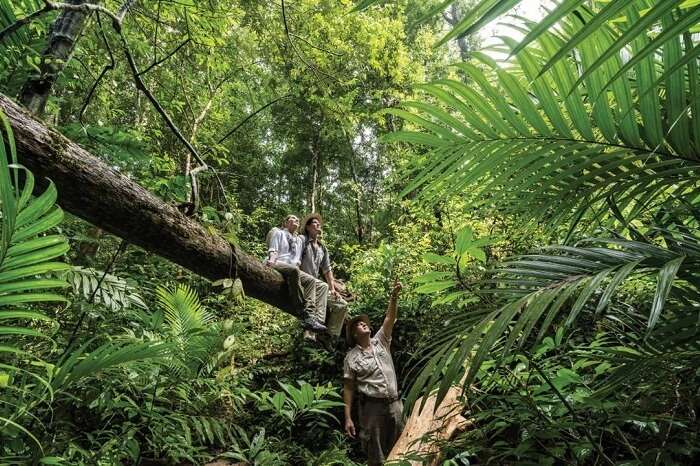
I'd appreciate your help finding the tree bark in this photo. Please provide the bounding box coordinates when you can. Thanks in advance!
[387,382,473,465]
[309,138,320,213]
[19,0,97,115]
[444,3,472,62]
[0,93,296,315]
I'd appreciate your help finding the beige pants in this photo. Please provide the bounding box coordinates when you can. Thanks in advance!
[272,262,327,321]
[326,294,348,336]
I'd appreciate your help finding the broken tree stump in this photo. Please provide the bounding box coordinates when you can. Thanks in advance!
[387,383,473,466]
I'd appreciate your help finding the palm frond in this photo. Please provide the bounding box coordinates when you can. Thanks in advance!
[52,339,172,390]
[389,9,699,228]
[0,110,70,445]
[67,266,147,311]
[410,232,700,409]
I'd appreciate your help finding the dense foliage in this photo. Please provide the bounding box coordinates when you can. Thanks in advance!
[1,0,699,465]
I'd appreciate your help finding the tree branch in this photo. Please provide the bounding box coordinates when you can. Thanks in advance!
[202,94,291,155]
[79,12,115,124]
[138,38,191,76]
[0,92,297,316]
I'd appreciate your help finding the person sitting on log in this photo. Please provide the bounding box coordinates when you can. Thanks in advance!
[343,281,403,466]
[266,214,326,333]
[299,213,348,341]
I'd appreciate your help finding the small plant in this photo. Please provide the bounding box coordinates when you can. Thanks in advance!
[414,226,490,306]
[250,381,344,429]
[219,427,288,466]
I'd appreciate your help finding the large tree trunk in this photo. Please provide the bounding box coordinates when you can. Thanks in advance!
[19,0,97,116]
[0,93,296,315]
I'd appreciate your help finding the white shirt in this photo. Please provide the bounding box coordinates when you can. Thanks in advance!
[268,228,303,266]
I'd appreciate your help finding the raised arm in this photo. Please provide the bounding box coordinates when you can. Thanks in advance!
[381,281,402,341]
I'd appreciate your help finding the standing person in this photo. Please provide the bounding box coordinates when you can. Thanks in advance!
[343,282,403,466]
[267,214,326,333]
[299,213,346,340]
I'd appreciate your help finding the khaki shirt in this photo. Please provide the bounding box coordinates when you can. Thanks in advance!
[343,327,398,399]
[299,236,332,278]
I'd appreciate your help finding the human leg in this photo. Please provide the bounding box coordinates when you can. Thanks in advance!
[271,262,304,316]
[298,270,327,333]
[358,398,387,466]
[314,280,328,326]
[380,400,404,458]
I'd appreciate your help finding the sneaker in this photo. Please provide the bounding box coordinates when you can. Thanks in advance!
[300,315,327,333]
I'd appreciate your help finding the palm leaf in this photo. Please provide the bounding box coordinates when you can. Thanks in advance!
[52,339,172,389]
[409,233,700,409]
[389,11,699,228]
[156,284,220,377]
[0,110,70,447]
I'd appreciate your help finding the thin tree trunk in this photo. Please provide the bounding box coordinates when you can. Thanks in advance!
[19,0,97,115]
[1,93,297,315]
[185,98,213,203]
[444,3,471,61]
[309,138,320,213]
[344,130,364,243]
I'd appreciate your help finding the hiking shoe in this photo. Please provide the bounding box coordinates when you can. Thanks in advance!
[301,316,327,333]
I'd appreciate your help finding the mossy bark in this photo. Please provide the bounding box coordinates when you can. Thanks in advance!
[0,93,296,315]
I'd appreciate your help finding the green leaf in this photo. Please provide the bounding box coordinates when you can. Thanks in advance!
[455,227,474,256]
[415,281,455,294]
[595,260,640,314]
[511,0,584,57]
[568,0,688,92]
[649,256,684,330]
[437,0,521,47]
[423,253,454,265]
[413,271,453,283]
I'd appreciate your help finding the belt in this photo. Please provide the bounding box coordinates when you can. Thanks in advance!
[359,393,399,404]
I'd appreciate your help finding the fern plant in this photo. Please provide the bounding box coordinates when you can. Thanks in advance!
[67,266,147,311]
[156,284,221,377]
[0,112,171,461]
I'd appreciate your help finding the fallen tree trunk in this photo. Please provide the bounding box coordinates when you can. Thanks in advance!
[0,93,295,315]
[387,383,473,466]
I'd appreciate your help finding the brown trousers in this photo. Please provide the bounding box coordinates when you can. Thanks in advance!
[358,397,403,466]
